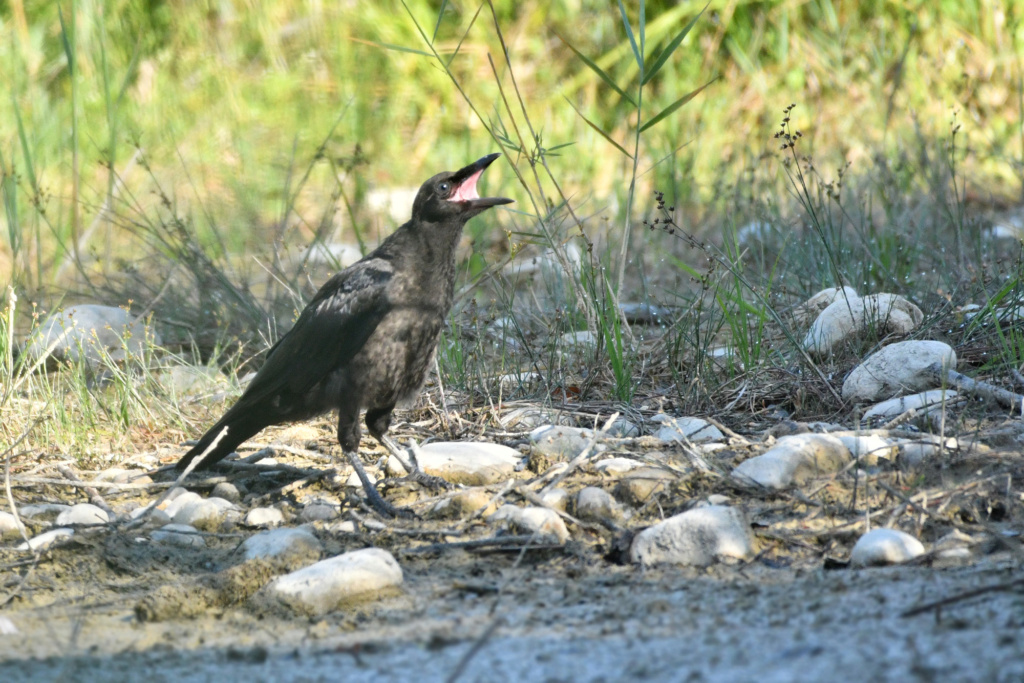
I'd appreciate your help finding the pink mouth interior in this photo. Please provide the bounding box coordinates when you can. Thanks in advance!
[451,169,483,202]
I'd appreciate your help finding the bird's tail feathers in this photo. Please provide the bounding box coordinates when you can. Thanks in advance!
[176,409,266,471]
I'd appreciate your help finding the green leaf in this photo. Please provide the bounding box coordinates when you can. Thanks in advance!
[555,31,636,107]
[638,76,717,133]
[642,3,707,85]
[564,97,633,159]
[618,0,643,71]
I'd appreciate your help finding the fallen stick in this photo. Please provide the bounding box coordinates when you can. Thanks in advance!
[927,362,1024,414]
[57,465,114,516]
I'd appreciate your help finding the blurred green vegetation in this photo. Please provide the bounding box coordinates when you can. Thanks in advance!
[1,0,1022,290]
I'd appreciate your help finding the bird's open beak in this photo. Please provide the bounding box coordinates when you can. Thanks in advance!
[449,153,514,210]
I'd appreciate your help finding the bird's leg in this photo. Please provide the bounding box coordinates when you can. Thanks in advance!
[380,434,416,473]
[367,406,450,492]
[338,405,403,519]
[343,450,402,519]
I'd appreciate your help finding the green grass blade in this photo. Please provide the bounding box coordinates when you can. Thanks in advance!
[445,3,482,67]
[554,31,636,107]
[564,97,633,159]
[0,150,18,258]
[639,0,646,56]
[431,0,449,44]
[351,37,432,57]
[618,0,643,71]
[642,3,706,86]
[638,76,716,133]
[12,100,38,196]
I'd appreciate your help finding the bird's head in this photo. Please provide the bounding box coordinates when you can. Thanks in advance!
[412,153,514,224]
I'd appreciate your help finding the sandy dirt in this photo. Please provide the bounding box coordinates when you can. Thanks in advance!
[2,423,1023,682]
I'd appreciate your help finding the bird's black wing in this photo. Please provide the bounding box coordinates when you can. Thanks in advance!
[176,259,394,471]
[243,259,394,404]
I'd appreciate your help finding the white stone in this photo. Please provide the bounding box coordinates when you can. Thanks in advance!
[19,503,71,521]
[836,435,897,465]
[499,407,564,429]
[244,507,284,528]
[128,506,171,524]
[506,242,582,278]
[95,468,132,483]
[575,487,622,522]
[497,371,542,392]
[0,616,17,635]
[345,470,377,488]
[707,346,743,370]
[530,425,594,459]
[241,527,322,562]
[629,505,753,567]
[593,457,643,475]
[151,523,206,548]
[415,442,521,485]
[933,530,975,561]
[804,293,923,357]
[842,341,957,402]
[897,441,942,468]
[849,528,925,567]
[735,220,775,245]
[792,286,861,327]
[731,434,851,490]
[24,304,161,367]
[161,365,226,397]
[0,511,26,538]
[862,390,962,421]
[161,491,202,518]
[171,496,236,528]
[211,482,242,503]
[17,528,74,552]
[606,417,640,437]
[300,502,339,523]
[560,330,598,350]
[614,467,677,504]
[330,520,358,534]
[538,488,569,512]
[488,505,570,544]
[264,548,403,615]
[652,415,723,444]
[55,503,109,526]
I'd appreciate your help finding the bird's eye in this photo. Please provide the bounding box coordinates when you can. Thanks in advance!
[439,182,451,195]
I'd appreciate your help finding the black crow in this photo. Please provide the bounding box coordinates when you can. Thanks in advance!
[177,153,512,516]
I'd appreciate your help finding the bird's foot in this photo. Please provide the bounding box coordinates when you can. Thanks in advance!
[343,451,411,519]
[380,435,453,492]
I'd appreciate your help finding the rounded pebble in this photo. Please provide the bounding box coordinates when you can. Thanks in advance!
[17,528,75,552]
[263,548,403,616]
[171,496,236,529]
[488,505,569,544]
[850,528,925,567]
[415,442,521,485]
[244,507,284,528]
[575,487,622,522]
[55,503,110,526]
[731,434,850,490]
[211,482,242,503]
[151,524,206,549]
[240,527,322,563]
[629,506,753,567]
